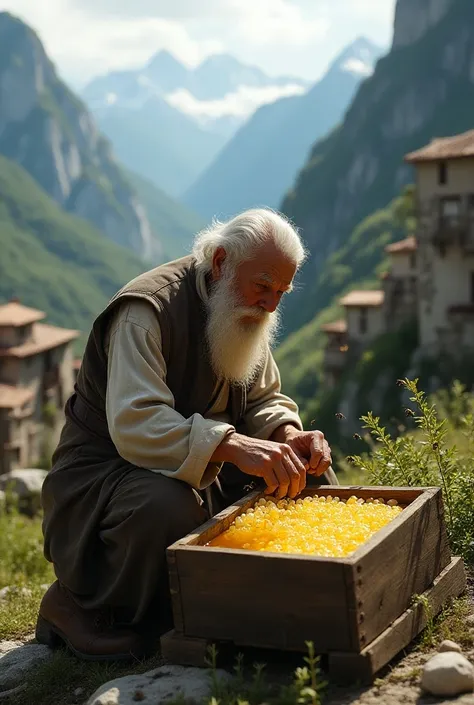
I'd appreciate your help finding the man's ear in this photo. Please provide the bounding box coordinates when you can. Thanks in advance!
[211,247,227,281]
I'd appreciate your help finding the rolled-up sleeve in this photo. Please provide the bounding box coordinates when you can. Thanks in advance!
[244,349,303,440]
[105,300,235,490]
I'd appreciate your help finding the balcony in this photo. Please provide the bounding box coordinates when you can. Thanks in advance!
[430,196,474,252]
[323,343,349,371]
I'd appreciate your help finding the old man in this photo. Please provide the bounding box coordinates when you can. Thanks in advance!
[36,208,336,662]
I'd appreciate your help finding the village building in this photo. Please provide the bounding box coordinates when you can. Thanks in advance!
[320,319,348,388]
[382,236,418,329]
[404,130,474,354]
[320,128,474,386]
[0,299,79,475]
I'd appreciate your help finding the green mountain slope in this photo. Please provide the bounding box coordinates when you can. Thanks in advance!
[276,187,416,414]
[0,12,153,257]
[0,154,144,343]
[281,0,474,337]
[127,170,205,261]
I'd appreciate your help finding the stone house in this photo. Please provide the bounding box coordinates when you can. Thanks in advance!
[0,299,79,475]
[320,320,348,389]
[382,236,418,329]
[320,230,417,388]
[320,128,474,385]
[404,130,474,354]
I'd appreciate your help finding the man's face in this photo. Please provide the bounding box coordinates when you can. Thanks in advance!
[214,240,297,322]
[206,240,297,385]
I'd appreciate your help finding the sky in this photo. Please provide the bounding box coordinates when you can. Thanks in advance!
[0,0,396,89]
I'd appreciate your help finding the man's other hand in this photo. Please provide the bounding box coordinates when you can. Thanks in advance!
[211,433,307,499]
[284,430,332,477]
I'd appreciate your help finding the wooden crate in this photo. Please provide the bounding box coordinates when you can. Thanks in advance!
[161,486,466,683]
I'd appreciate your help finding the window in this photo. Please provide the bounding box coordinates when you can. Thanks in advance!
[471,272,474,304]
[441,198,461,218]
[359,307,368,335]
[438,161,448,185]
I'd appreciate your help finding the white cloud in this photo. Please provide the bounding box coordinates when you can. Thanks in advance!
[1,0,223,86]
[234,0,330,46]
[0,0,395,86]
[342,58,374,77]
[166,83,306,119]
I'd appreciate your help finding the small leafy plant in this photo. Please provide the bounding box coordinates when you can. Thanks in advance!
[205,641,326,705]
[348,378,474,563]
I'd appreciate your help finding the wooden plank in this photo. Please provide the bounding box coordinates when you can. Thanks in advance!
[175,547,351,652]
[350,487,451,648]
[166,550,185,633]
[160,629,209,667]
[300,486,427,505]
[329,557,466,685]
[168,491,260,547]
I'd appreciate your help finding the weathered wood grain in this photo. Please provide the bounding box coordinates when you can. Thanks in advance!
[328,557,466,684]
[175,546,351,651]
[160,630,209,667]
[349,487,451,647]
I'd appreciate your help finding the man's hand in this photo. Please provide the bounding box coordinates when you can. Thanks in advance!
[271,425,332,478]
[287,430,332,477]
[211,432,307,499]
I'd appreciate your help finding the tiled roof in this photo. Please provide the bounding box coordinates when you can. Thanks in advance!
[321,319,348,334]
[405,130,474,163]
[0,301,46,327]
[0,384,35,410]
[385,236,417,254]
[0,323,79,358]
[339,290,385,308]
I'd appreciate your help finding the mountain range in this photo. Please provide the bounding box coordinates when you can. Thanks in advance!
[184,38,383,220]
[0,11,206,342]
[275,0,474,411]
[0,11,203,265]
[280,0,474,338]
[81,52,309,196]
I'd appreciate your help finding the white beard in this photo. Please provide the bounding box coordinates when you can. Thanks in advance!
[205,271,281,386]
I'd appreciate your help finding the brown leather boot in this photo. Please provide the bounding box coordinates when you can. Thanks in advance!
[35,581,145,661]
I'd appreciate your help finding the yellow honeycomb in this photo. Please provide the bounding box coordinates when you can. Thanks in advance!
[208,495,402,557]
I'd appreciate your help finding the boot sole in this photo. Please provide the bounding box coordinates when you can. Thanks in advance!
[35,614,142,662]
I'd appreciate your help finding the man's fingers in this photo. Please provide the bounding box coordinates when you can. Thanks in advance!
[272,459,291,499]
[309,432,325,468]
[308,440,333,477]
[263,467,279,495]
[286,447,307,495]
[282,456,303,499]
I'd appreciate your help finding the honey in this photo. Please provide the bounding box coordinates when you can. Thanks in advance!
[207,495,402,557]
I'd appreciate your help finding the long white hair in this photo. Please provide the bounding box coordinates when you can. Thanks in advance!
[192,208,307,274]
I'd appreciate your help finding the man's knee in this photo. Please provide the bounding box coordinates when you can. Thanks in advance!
[110,471,207,545]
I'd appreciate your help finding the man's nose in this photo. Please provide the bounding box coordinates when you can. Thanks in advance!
[258,292,279,313]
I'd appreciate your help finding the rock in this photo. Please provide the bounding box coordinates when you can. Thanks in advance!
[421,651,474,697]
[438,638,463,653]
[0,584,50,602]
[0,642,53,692]
[86,665,231,705]
[0,468,47,515]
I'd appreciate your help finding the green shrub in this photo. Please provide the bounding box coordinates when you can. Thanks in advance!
[348,378,474,563]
